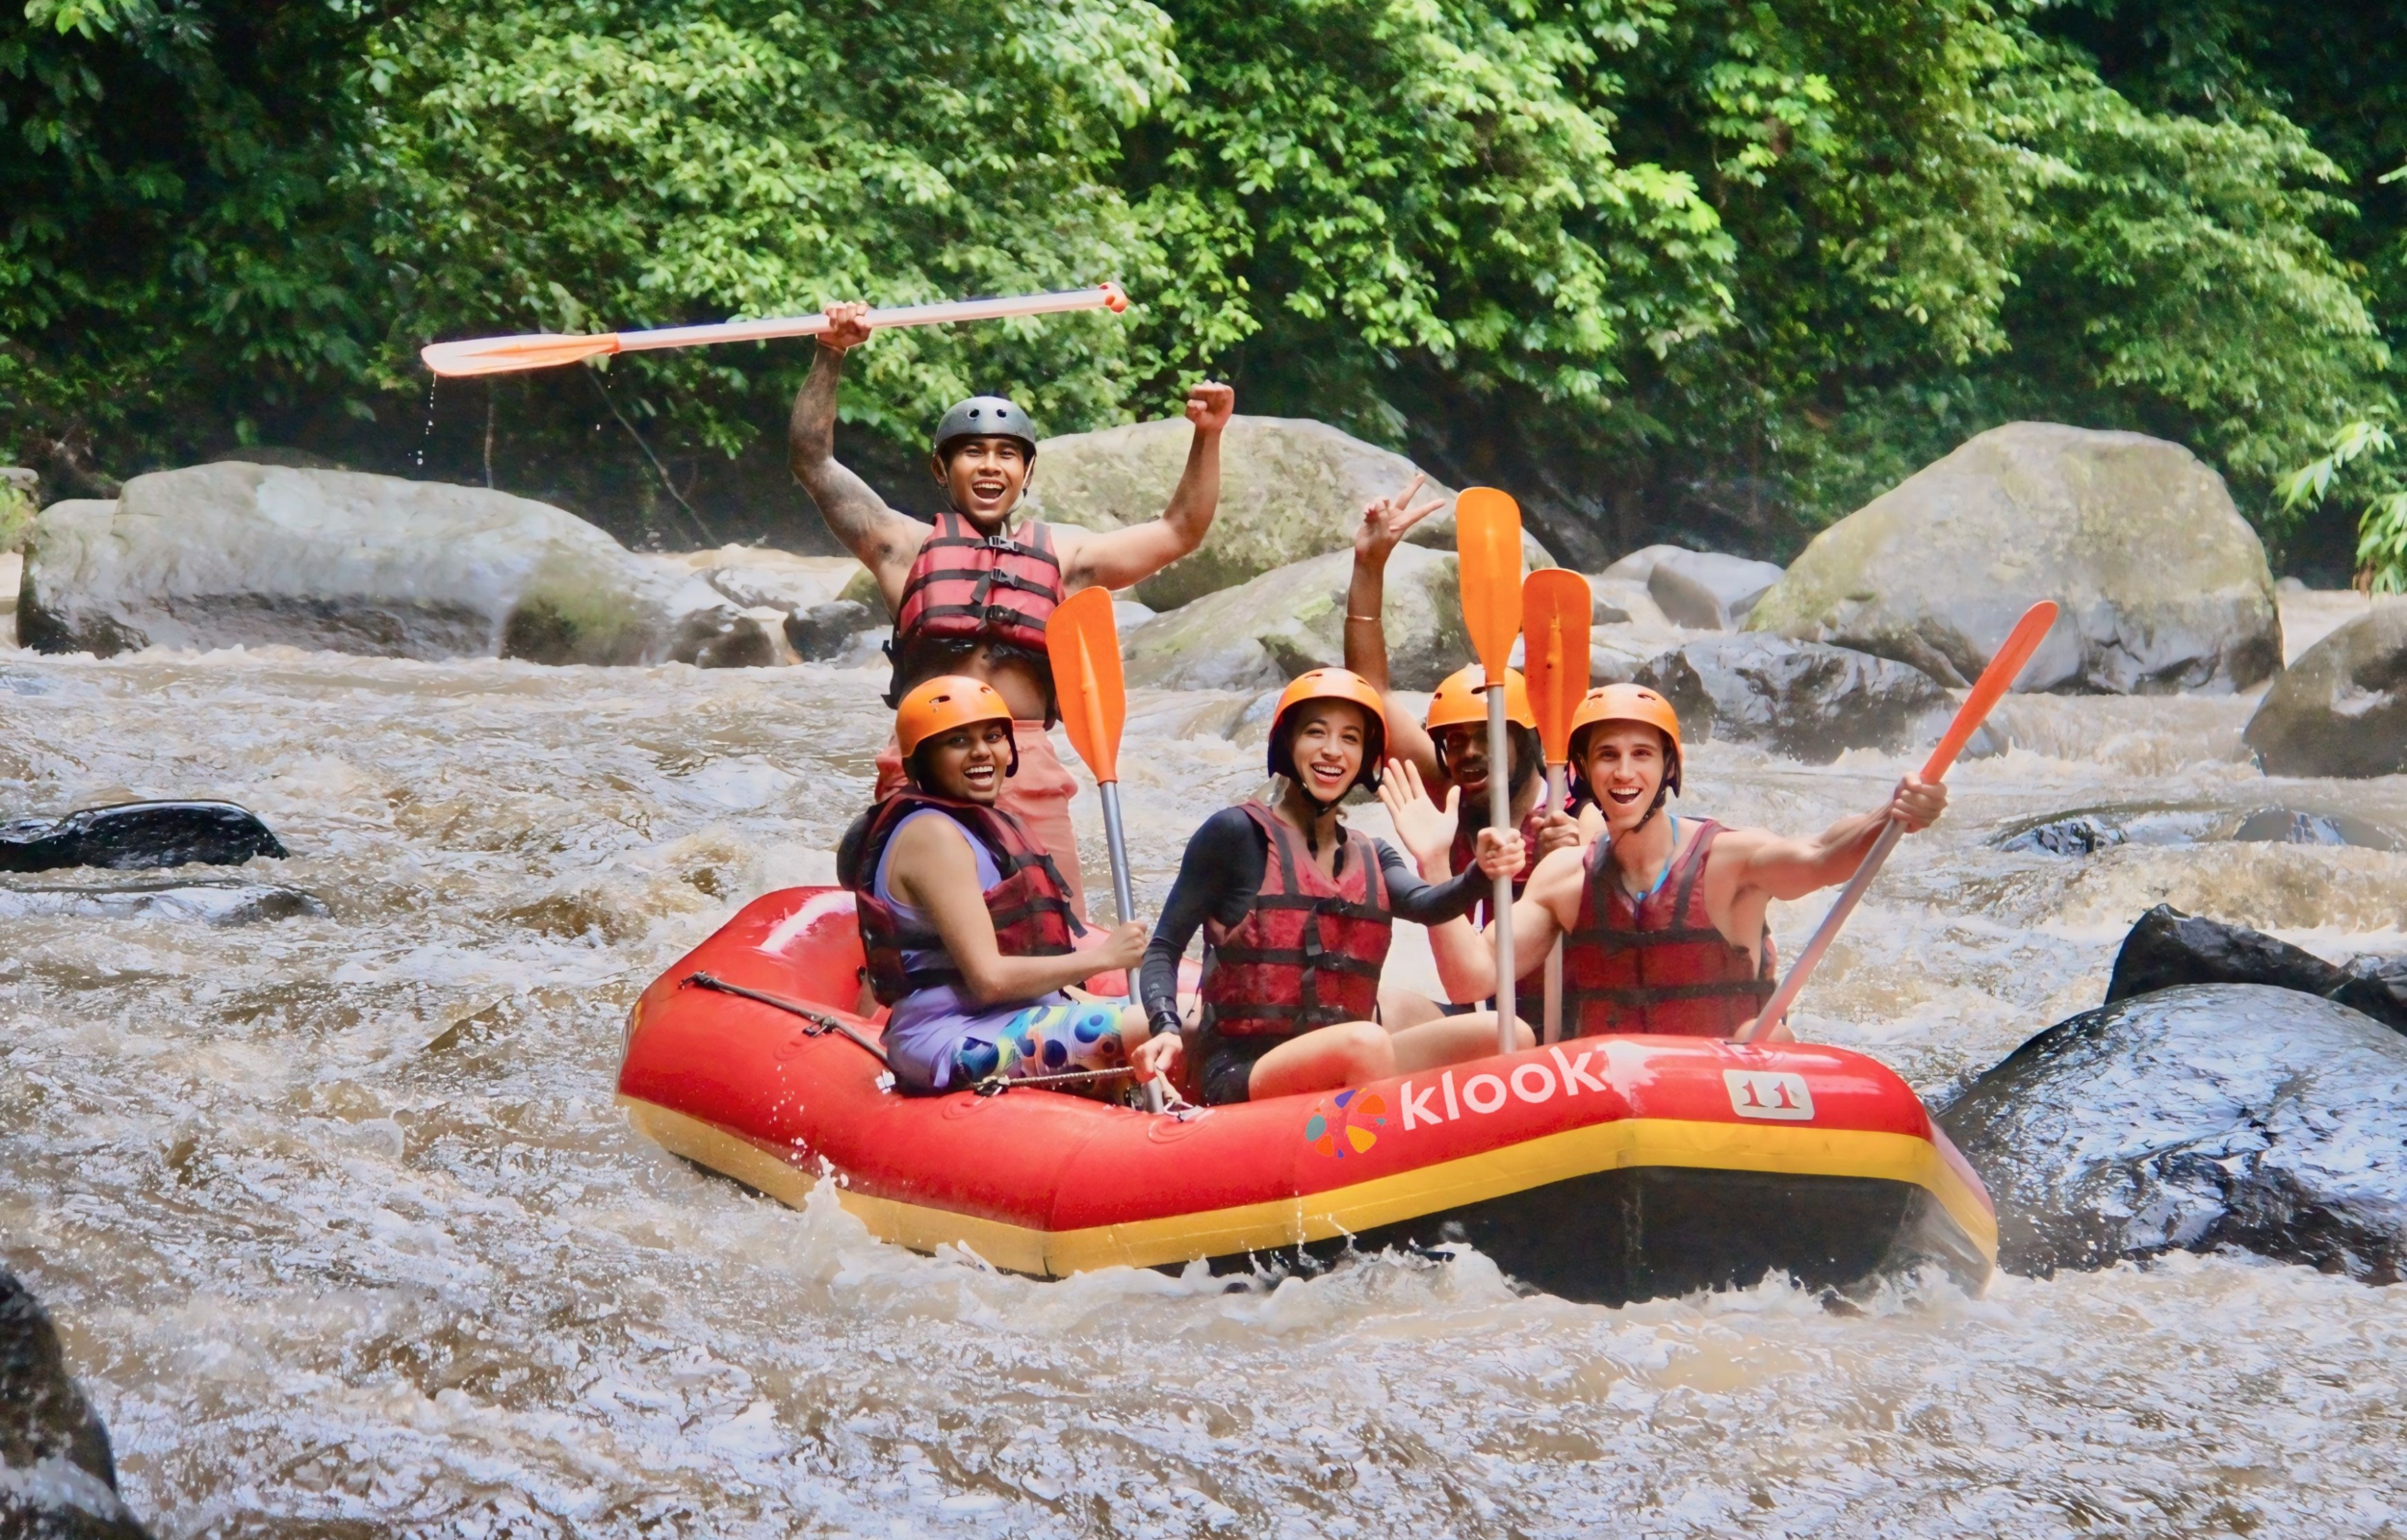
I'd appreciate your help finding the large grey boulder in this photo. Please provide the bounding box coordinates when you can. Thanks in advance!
[1938,986,2407,1282]
[1123,544,1468,693]
[1648,551,1784,629]
[18,463,766,666]
[2242,601,2407,777]
[2,1265,154,1538]
[1633,634,1954,763]
[1025,415,1549,610]
[1749,424,2281,693]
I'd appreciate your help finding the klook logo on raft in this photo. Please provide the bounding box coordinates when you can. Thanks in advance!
[1302,1047,1824,1146]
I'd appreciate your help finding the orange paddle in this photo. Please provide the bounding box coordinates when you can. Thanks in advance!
[1046,586,1163,1110]
[1520,568,1592,1043]
[422,282,1128,378]
[1452,488,1527,1056]
[1734,600,2060,1043]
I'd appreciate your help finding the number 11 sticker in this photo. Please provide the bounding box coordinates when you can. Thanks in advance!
[1723,1069,1815,1121]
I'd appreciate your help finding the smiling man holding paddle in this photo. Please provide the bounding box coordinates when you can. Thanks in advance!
[791,300,1235,917]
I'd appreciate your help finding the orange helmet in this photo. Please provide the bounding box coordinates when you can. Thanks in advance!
[1425,665,1535,732]
[1568,683,1683,795]
[1267,668,1388,795]
[895,675,1018,779]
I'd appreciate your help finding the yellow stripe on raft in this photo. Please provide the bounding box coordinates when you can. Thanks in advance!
[619,1095,1999,1278]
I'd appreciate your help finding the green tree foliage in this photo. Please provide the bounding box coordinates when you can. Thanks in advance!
[0,0,2397,559]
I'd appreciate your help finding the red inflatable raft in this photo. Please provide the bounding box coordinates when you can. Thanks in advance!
[617,887,1998,1304]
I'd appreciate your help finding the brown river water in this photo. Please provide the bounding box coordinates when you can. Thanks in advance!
[3,591,2405,1537]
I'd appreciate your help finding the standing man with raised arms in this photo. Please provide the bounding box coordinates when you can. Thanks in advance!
[791,301,1235,916]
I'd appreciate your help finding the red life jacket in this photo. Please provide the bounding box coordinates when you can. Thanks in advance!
[1452,801,1549,1002]
[1199,803,1392,1040]
[887,512,1065,705]
[1560,818,1776,1038]
[848,792,1080,1006]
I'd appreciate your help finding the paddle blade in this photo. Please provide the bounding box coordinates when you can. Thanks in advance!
[1454,487,1525,678]
[421,332,623,377]
[1919,600,2059,783]
[1521,569,1592,764]
[1046,586,1126,783]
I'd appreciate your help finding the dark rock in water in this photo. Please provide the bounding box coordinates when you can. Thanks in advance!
[1992,804,2399,857]
[2242,601,2407,778]
[783,599,875,662]
[1938,985,2407,1281]
[2105,904,2407,1035]
[2337,956,2407,1032]
[0,878,326,926]
[1994,813,2128,857]
[0,801,285,874]
[1,1265,154,1539]
[2229,807,2388,848]
[1634,634,1954,763]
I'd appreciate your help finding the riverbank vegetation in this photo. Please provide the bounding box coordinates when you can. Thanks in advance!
[2,0,2399,574]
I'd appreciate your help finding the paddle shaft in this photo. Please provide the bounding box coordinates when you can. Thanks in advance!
[1732,819,1904,1044]
[1087,781,1163,1113]
[1488,678,1517,1054]
[1098,781,1136,930]
[621,287,1119,356]
[1541,763,1566,1044]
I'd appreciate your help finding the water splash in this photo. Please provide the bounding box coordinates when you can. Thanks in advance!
[1,648,2403,1535]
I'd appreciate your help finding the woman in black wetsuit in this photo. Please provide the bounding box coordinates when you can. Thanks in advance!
[1135,668,1533,1105]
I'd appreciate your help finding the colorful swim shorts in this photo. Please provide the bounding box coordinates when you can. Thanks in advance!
[948,1000,1130,1087]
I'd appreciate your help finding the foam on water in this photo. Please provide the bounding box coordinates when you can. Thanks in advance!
[3,646,2405,1536]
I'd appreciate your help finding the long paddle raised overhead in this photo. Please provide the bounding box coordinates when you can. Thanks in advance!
[423,283,1128,378]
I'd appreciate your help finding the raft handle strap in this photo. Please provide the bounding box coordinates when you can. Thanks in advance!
[971,1064,1204,1116]
[683,972,893,1068]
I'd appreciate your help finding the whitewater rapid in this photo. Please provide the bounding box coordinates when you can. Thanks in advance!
[3,604,2404,1535]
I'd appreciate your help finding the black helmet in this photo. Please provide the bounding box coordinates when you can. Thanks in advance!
[933,396,1038,460]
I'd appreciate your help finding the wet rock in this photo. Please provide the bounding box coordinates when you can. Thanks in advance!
[0,878,328,925]
[1994,813,2129,857]
[1597,544,1692,583]
[0,801,285,874]
[649,547,857,614]
[1992,805,2399,858]
[1123,545,1467,693]
[1749,423,2281,693]
[1632,634,1954,763]
[2242,600,2407,777]
[783,600,875,662]
[1,1265,154,1539]
[2104,904,2407,1035]
[1646,551,1784,630]
[1938,985,2407,1281]
[2230,808,2389,847]
[1025,415,1548,610]
[18,462,759,666]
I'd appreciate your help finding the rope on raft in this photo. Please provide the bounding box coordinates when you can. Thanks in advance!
[683,971,892,1067]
